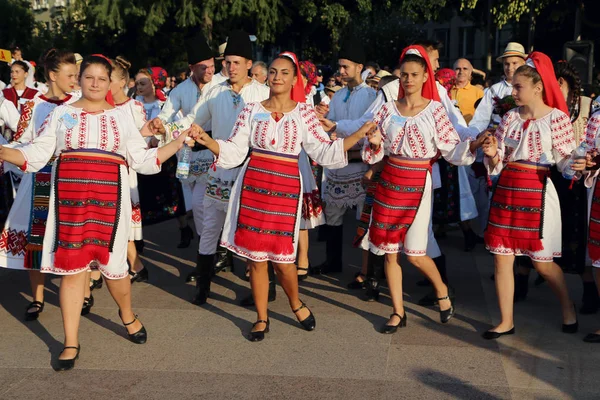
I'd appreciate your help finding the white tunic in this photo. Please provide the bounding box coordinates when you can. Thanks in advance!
[324,81,376,207]
[0,97,20,136]
[0,95,73,270]
[116,98,147,241]
[216,102,347,263]
[362,101,475,254]
[468,79,514,137]
[164,79,270,210]
[13,105,161,278]
[484,108,575,261]
[159,77,224,184]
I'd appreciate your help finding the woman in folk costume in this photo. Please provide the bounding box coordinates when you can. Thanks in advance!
[0,95,20,224]
[363,46,482,333]
[187,52,373,341]
[0,49,78,321]
[81,56,152,313]
[2,61,38,114]
[0,55,189,370]
[481,52,579,339]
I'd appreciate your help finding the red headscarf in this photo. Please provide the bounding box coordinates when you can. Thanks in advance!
[91,53,115,106]
[526,51,569,114]
[299,61,318,96]
[278,51,306,103]
[146,67,168,102]
[397,45,440,102]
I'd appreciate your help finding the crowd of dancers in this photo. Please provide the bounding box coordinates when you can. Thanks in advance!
[2,29,600,372]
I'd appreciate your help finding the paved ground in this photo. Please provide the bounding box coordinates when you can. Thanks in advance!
[1,213,600,399]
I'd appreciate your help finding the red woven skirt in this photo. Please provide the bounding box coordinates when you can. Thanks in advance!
[234,149,301,256]
[484,162,549,253]
[53,150,126,270]
[588,180,600,261]
[353,166,383,248]
[369,157,431,248]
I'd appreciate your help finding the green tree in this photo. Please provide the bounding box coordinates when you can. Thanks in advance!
[0,0,37,50]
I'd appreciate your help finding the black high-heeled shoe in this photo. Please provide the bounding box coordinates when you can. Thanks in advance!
[54,345,80,372]
[24,301,44,321]
[248,319,270,342]
[90,276,103,291]
[129,267,148,283]
[438,294,455,323]
[81,294,94,316]
[297,266,309,282]
[562,304,578,334]
[381,312,407,334]
[119,310,147,344]
[293,302,316,331]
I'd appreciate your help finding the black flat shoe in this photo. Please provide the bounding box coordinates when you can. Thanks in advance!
[297,266,309,282]
[81,295,94,316]
[129,267,149,283]
[482,327,515,340]
[381,312,407,334]
[347,272,366,289]
[90,276,103,291]
[438,294,455,324]
[24,301,44,321]
[562,305,578,334]
[248,319,270,342]
[54,345,80,372]
[583,333,600,343]
[239,285,276,307]
[177,226,194,249]
[119,311,147,344]
[363,278,380,302]
[293,302,316,331]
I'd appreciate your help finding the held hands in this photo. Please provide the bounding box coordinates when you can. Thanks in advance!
[481,135,498,158]
[361,168,374,187]
[185,124,212,147]
[363,122,381,147]
[319,117,336,133]
[150,118,166,135]
[470,131,492,153]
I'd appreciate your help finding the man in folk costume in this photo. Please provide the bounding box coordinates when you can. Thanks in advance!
[157,31,223,260]
[315,38,377,274]
[150,30,270,304]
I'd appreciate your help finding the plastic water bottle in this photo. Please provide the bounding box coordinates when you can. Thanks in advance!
[562,142,588,180]
[176,144,191,179]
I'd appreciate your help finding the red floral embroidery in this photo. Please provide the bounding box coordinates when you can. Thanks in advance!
[109,116,120,153]
[99,114,109,151]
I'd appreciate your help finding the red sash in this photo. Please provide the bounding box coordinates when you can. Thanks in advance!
[53,150,126,270]
[369,157,433,247]
[234,149,301,256]
[588,179,600,261]
[484,162,549,252]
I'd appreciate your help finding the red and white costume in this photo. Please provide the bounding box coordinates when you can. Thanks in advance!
[217,102,347,263]
[8,105,161,278]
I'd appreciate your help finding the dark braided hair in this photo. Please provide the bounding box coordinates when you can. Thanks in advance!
[554,60,582,119]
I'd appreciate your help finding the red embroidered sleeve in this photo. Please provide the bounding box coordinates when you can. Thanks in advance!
[585,112,600,151]
[228,103,253,142]
[300,104,330,144]
[433,104,460,145]
[551,111,576,159]
[373,104,390,141]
